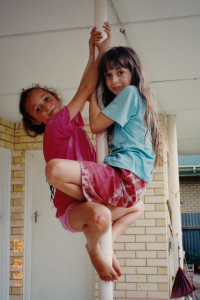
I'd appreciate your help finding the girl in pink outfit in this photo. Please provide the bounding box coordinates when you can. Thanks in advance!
[19,23,145,282]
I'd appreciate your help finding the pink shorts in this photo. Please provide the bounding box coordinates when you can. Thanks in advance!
[79,161,147,208]
[59,202,79,233]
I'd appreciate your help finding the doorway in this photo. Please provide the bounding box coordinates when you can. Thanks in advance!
[24,150,94,300]
[0,147,11,300]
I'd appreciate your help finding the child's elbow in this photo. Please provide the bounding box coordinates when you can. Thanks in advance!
[90,122,100,135]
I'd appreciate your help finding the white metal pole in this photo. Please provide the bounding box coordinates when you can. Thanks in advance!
[94,1,113,299]
[167,115,184,300]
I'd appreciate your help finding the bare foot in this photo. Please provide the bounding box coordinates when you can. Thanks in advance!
[112,251,122,277]
[86,244,118,282]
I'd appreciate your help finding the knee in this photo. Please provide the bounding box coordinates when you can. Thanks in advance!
[90,204,111,233]
[45,159,60,186]
[137,200,144,217]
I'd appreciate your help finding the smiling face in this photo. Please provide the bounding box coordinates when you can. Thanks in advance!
[104,67,132,96]
[26,89,62,125]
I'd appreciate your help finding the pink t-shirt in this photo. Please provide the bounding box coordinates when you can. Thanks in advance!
[43,106,96,217]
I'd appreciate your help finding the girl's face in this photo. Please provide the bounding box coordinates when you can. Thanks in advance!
[26,89,62,125]
[104,67,132,96]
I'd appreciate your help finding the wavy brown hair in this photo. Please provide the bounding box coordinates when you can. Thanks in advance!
[97,47,160,165]
[19,84,61,137]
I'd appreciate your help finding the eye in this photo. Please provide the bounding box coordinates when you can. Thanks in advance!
[44,97,49,102]
[36,107,41,113]
[118,70,124,75]
[104,73,111,78]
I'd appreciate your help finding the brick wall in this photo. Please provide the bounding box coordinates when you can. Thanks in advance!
[180,176,200,213]
[0,114,172,300]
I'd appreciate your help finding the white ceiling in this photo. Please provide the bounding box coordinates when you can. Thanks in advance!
[0,0,200,156]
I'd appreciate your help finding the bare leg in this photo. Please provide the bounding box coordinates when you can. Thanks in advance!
[68,201,118,282]
[45,159,84,201]
[106,200,144,277]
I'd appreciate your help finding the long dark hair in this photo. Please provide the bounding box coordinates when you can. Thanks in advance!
[19,84,61,137]
[97,47,160,165]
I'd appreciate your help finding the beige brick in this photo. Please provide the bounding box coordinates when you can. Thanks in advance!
[12,228,24,235]
[125,227,145,234]
[12,213,24,220]
[148,275,168,283]
[126,259,146,266]
[83,118,90,125]
[136,251,156,259]
[136,235,156,242]
[154,173,164,181]
[156,219,167,226]
[157,235,167,243]
[10,287,23,295]
[147,259,167,267]
[12,151,24,157]
[148,291,169,299]
[158,283,168,291]
[116,282,136,290]
[120,266,136,274]
[113,290,126,298]
[145,196,165,204]
[127,290,147,299]
[0,124,6,132]
[144,188,154,196]
[153,166,164,173]
[118,258,125,266]
[158,267,168,274]
[10,235,23,242]
[115,251,135,258]
[113,243,125,250]
[13,171,25,178]
[157,251,168,260]
[10,220,24,227]
[125,243,145,250]
[0,140,14,149]
[146,227,166,235]
[11,178,25,185]
[9,295,22,300]
[137,282,158,291]
[0,132,11,142]
[147,243,167,251]
[126,274,146,282]
[11,192,24,199]
[137,267,157,275]
[11,206,24,213]
[148,181,164,189]
[144,204,155,211]
[135,219,156,227]
[13,199,24,206]
[14,185,24,192]
[116,235,135,243]
[155,188,165,196]
[145,211,166,219]
[0,118,14,128]
[115,274,125,282]
[155,203,166,211]
[14,157,25,164]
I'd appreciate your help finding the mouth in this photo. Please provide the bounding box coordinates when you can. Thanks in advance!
[112,86,122,92]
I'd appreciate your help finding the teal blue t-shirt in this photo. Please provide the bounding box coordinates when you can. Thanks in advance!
[102,85,155,183]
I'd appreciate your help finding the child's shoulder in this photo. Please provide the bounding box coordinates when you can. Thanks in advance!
[123,85,139,94]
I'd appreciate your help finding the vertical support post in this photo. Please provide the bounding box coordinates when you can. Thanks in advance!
[94,1,113,299]
[167,115,184,300]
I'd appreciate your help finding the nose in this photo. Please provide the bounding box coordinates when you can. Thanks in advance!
[112,74,118,84]
[45,103,50,111]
